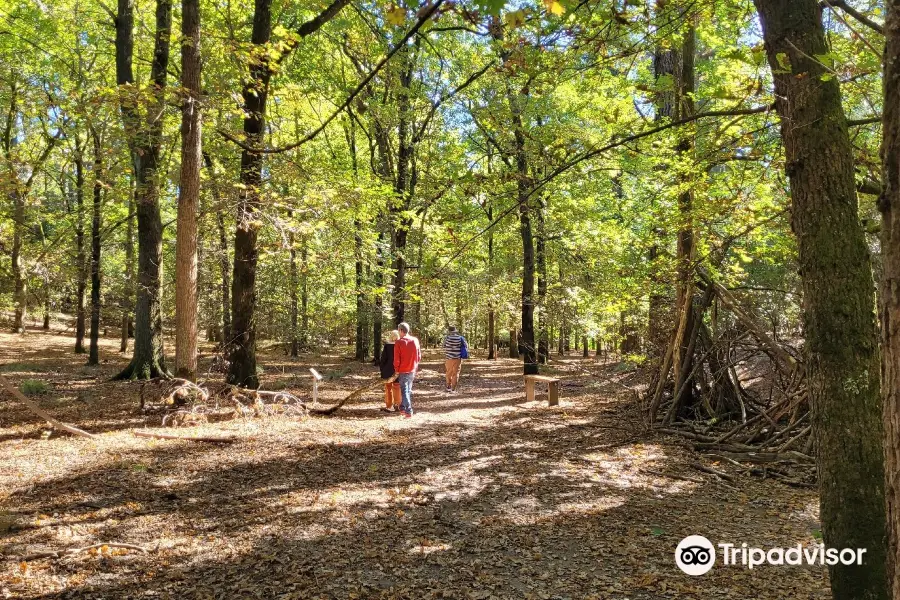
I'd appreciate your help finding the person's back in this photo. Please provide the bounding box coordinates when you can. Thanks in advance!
[379,341,396,379]
[442,331,463,359]
[394,335,420,374]
[442,326,465,393]
[393,323,420,418]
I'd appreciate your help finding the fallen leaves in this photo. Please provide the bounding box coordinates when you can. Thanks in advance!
[0,332,830,599]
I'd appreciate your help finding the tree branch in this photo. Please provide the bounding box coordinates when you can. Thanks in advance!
[220,0,446,155]
[822,0,883,35]
[412,60,494,144]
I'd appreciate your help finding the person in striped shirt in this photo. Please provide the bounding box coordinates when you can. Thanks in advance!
[442,325,466,393]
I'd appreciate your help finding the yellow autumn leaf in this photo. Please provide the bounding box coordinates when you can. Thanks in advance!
[543,0,565,15]
[386,6,406,26]
[18,561,28,574]
[504,9,526,28]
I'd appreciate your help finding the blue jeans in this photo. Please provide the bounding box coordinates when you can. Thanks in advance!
[397,372,415,415]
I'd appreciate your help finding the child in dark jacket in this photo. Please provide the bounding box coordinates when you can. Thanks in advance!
[379,330,401,412]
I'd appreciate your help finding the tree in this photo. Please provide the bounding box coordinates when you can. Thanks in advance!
[88,126,102,366]
[754,0,888,597]
[174,0,202,380]
[227,0,351,387]
[880,0,900,596]
[113,0,172,379]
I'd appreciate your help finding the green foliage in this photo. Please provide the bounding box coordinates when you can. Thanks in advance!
[3,0,883,360]
[19,379,50,396]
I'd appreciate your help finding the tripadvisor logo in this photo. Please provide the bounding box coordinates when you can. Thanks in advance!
[675,535,868,576]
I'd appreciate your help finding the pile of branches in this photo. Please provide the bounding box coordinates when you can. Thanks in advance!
[139,376,390,426]
[645,269,814,486]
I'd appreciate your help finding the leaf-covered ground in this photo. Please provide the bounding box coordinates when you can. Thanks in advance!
[0,330,829,599]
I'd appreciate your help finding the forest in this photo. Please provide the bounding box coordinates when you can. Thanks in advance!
[1,0,900,597]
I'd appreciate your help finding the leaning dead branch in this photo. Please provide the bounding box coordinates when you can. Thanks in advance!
[311,375,397,416]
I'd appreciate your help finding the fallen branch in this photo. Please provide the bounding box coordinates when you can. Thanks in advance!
[312,375,397,416]
[0,372,98,439]
[20,542,149,561]
[642,468,704,484]
[689,462,736,482]
[133,430,237,443]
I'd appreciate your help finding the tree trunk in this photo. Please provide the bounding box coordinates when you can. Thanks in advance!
[673,21,696,411]
[74,148,86,351]
[755,1,888,597]
[355,224,367,360]
[114,0,171,380]
[536,195,548,364]
[880,1,900,597]
[372,233,384,362]
[390,44,415,327]
[227,0,273,388]
[289,221,299,357]
[174,0,202,380]
[300,239,309,348]
[647,39,679,359]
[203,153,231,346]
[120,181,134,353]
[88,129,102,366]
[509,327,519,359]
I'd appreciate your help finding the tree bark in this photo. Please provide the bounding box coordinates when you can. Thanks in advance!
[289,217,299,357]
[174,0,202,380]
[227,0,273,388]
[390,43,416,327]
[300,238,309,348]
[755,1,888,597]
[880,1,900,597]
[647,38,679,359]
[113,0,171,380]
[202,152,230,345]
[673,21,696,411]
[88,129,102,366]
[536,195,548,364]
[74,146,86,351]
[120,181,134,353]
[227,0,349,386]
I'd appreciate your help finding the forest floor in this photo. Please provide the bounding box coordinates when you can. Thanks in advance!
[0,327,830,599]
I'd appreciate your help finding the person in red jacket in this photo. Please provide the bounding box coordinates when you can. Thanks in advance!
[393,322,421,418]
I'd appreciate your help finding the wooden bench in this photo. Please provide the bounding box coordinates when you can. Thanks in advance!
[524,374,561,406]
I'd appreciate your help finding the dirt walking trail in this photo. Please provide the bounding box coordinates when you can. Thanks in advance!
[0,331,828,599]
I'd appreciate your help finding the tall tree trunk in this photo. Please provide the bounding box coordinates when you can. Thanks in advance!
[880,1,900,597]
[487,194,496,360]
[372,251,383,362]
[346,116,368,361]
[755,1,888,597]
[203,152,231,345]
[227,0,273,388]
[355,224,367,360]
[114,0,171,380]
[673,21,696,413]
[647,40,679,359]
[120,181,134,352]
[390,43,416,327]
[11,188,26,333]
[536,195,548,364]
[88,129,102,366]
[289,218,299,357]
[508,84,536,375]
[174,0,202,380]
[74,147,86,351]
[300,238,309,348]
[227,0,348,385]
[509,327,519,359]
